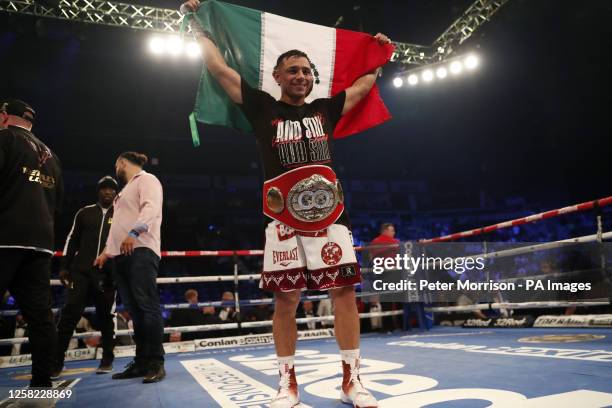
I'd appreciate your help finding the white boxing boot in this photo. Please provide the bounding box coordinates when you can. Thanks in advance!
[340,358,378,408]
[271,364,300,408]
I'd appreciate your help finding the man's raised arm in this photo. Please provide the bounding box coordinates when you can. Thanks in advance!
[342,32,390,115]
[181,0,242,103]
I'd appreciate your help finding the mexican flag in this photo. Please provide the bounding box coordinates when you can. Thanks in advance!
[184,0,394,146]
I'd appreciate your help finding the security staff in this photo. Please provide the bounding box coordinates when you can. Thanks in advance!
[53,176,118,377]
[0,98,62,387]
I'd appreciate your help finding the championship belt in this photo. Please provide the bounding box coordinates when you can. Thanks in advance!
[263,165,344,232]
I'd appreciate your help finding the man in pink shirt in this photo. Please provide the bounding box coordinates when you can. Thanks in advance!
[94,151,165,383]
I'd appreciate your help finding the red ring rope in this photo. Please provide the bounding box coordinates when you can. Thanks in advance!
[51,195,611,257]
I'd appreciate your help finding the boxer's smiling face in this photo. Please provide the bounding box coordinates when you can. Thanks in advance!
[273,56,314,103]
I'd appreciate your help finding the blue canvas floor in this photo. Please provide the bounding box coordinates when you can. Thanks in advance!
[2,327,612,407]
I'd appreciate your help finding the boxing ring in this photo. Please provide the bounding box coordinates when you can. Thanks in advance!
[1,196,612,407]
[1,329,612,407]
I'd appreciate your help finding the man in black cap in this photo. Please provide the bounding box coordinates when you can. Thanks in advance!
[52,176,119,377]
[0,98,62,387]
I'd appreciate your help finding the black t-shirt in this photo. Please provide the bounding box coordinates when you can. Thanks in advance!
[238,79,351,228]
[238,78,346,180]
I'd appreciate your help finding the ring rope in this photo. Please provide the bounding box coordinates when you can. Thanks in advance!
[419,195,612,243]
[0,291,401,317]
[458,231,612,262]
[0,310,404,346]
[426,299,610,313]
[46,196,610,258]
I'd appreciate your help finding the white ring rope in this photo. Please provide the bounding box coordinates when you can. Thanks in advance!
[49,273,263,286]
[0,291,400,317]
[460,231,612,262]
[0,310,403,346]
[426,299,610,313]
[360,231,612,276]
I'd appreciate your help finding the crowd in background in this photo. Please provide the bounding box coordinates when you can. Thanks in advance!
[1,181,610,356]
[0,288,401,356]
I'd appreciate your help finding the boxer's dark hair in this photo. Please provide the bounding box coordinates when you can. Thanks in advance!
[275,49,311,69]
[119,151,148,167]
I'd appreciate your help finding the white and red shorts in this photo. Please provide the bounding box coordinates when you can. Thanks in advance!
[260,221,361,292]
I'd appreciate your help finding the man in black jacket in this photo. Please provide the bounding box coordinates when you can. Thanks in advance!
[0,98,62,387]
[52,176,118,376]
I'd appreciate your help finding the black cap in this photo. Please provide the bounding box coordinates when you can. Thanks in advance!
[97,176,118,192]
[0,98,36,123]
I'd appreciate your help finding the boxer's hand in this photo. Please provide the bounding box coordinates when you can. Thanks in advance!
[180,0,200,13]
[94,253,108,269]
[374,33,391,44]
